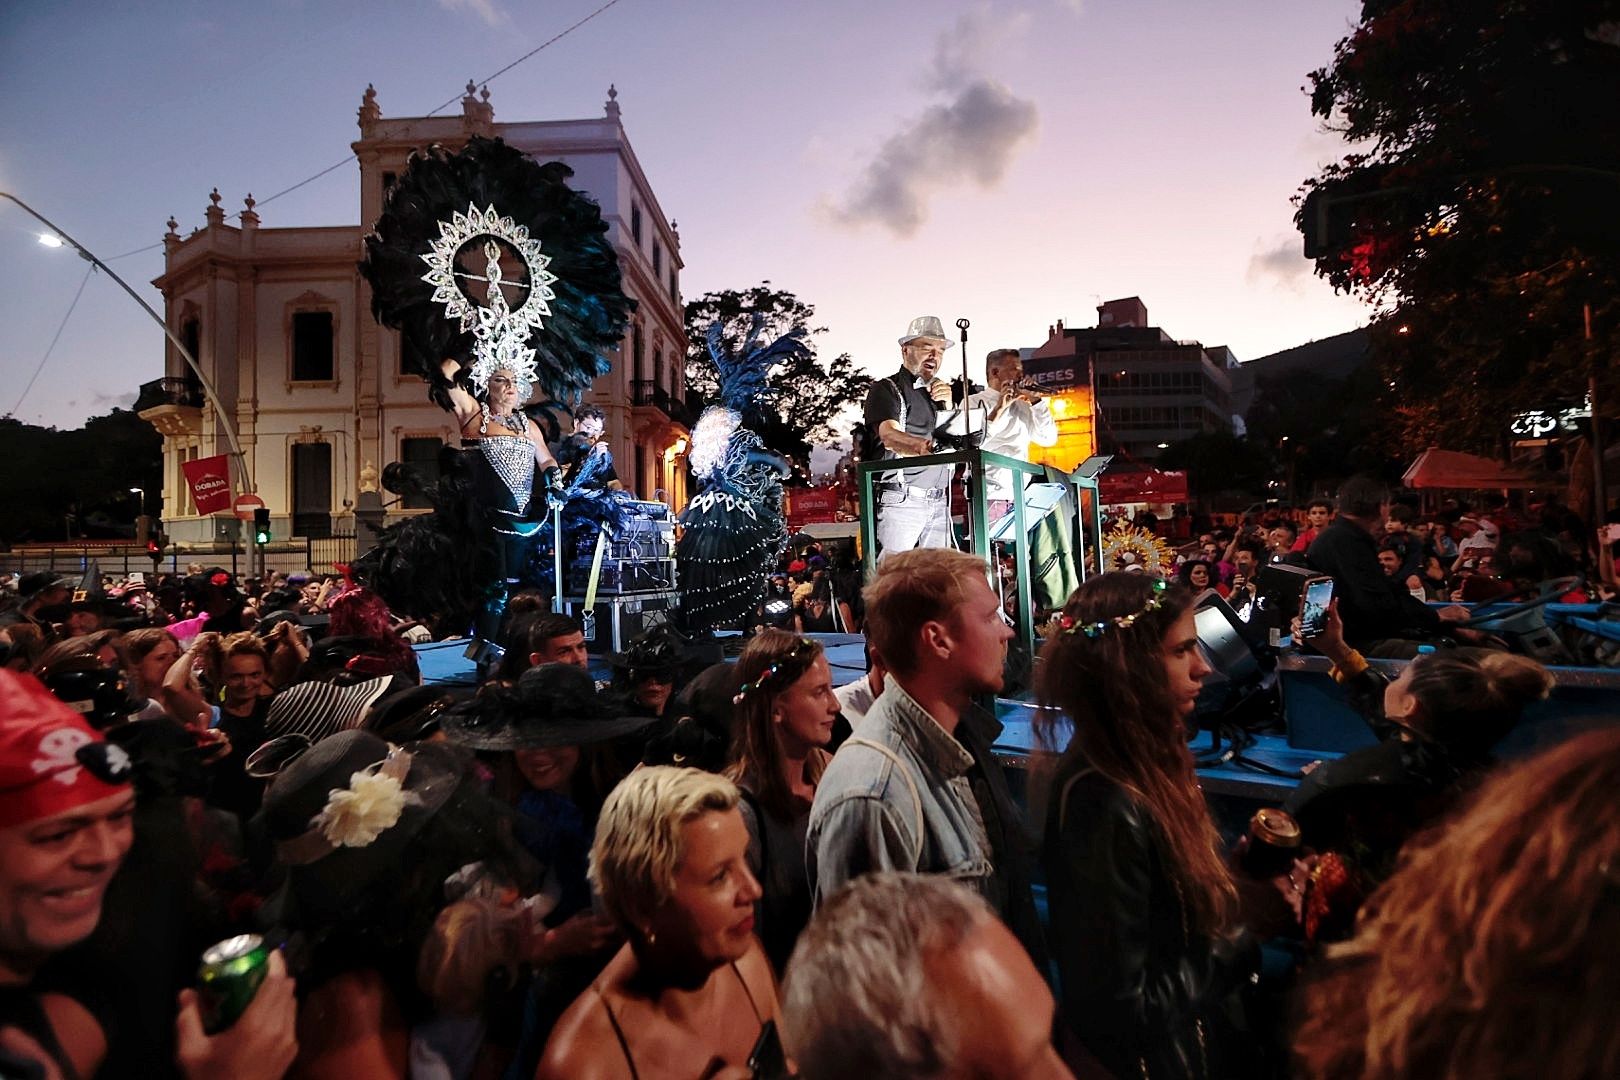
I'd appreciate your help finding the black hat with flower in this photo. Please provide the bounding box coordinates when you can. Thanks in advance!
[258,729,466,928]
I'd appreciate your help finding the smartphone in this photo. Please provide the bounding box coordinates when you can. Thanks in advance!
[747,1019,788,1080]
[1299,576,1334,638]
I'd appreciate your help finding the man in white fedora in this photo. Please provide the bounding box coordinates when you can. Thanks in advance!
[861,316,958,559]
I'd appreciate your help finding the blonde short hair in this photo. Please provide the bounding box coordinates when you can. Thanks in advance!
[862,548,990,676]
[588,765,740,934]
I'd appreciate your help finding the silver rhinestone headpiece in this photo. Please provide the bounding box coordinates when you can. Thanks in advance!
[420,203,559,400]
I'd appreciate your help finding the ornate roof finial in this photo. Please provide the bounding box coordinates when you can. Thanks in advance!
[209,188,222,207]
[480,84,491,103]
[359,83,381,126]
[165,216,179,236]
[241,193,259,229]
[465,79,478,99]
[244,193,256,212]
[604,83,621,122]
[205,188,225,226]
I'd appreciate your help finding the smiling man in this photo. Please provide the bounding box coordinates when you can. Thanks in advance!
[0,670,135,1080]
[862,315,959,560]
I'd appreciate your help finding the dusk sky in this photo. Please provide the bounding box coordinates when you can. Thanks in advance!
[1,0,1371,437]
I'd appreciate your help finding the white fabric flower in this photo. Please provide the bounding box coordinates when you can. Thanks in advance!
[311,767,421,848]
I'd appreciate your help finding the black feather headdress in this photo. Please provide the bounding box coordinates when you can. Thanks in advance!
[360,136,634,414]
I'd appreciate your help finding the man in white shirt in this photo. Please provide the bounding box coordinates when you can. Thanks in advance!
[963,350,1057,521]
[833,640,888,724]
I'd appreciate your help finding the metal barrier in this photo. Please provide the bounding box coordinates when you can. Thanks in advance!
[855,448,1104,665]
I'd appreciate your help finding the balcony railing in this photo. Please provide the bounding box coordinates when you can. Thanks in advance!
[135,377,204,412]
[631,380,690,426]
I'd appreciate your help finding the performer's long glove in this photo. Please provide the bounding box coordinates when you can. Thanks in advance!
[542,466,567,510]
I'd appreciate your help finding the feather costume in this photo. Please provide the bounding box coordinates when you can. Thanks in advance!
[676,318,806,632]
[352,137,633,634]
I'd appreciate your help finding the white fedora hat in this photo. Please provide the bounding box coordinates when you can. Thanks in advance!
[898,315,954,348]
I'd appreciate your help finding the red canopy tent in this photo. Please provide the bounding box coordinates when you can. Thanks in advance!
[1401,448,1553,490]
[1098,465,1190,505]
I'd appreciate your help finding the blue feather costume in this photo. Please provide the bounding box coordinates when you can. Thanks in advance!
[676,319,807,632]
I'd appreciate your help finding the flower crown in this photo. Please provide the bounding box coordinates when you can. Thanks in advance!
[733,638,820,705]
[1058,578,1170,639]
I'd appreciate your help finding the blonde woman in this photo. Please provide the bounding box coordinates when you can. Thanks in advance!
[539,767,778,1080]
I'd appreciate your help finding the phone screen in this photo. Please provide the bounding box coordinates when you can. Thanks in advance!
[1300,578,1334,638]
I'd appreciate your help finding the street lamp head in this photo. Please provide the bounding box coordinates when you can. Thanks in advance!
[37,232,64,248]
[129,487,143,494]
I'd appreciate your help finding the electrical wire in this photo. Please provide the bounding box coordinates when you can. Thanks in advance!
[251,0,625,215]
[9,263,95,418]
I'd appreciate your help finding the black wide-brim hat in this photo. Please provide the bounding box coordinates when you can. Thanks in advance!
[256,729,464,928]
[18,572,72,598]
[440,663,657,751]
[604,623,718,675]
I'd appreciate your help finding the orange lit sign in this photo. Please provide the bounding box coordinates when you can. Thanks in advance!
[1029,386,1095,472]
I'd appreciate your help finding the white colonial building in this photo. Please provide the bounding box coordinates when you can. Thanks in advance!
[139,84,690,546]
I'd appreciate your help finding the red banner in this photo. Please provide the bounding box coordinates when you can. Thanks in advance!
[1098,467,1189,506]
[787,487,840,527]
[182,454,234,514]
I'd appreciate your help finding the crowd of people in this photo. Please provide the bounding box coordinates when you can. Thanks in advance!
[0,495,1614,1078]
[1161,484,1608,621]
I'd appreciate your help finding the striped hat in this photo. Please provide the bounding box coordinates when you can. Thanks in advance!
[263,676,396,744]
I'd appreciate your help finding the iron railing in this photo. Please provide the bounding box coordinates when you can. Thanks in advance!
[134,377,204,412]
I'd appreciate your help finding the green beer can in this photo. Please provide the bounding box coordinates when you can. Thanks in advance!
[197,934,271,1034]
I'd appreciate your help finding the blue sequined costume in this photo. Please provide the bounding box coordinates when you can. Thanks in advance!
[676,320,807,632]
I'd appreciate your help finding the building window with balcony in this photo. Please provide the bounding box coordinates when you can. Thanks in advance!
[399,436,443,509]
[668,268,678,306]
[631,204,643,245]
[653,242,662,276]
[291,311,335,382]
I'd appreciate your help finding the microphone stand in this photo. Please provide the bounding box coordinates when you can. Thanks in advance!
[955,318,973,552]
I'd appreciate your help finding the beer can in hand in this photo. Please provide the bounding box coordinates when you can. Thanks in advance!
[1241,808,1302,879]
[197,934,271,1034]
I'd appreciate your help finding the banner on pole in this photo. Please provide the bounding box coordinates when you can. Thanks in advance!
[182,454,234,514]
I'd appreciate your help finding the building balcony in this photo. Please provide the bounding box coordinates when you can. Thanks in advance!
[631,379,689,428]
[135,377,205,436]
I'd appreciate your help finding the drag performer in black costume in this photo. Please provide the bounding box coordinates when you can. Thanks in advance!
[356,137,634,649]
[676,319,807,633]
[437,353,562,647]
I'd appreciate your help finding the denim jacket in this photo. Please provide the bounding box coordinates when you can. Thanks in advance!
[805,675,995,906]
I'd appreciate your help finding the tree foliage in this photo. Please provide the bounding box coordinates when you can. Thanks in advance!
[1155,432,1275,499]
[0,410,163,543]
[683,284,869,466]
[1298,2,1620,454]
[1245,364,1404,494]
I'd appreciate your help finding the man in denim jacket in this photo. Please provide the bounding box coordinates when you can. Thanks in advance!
[806,549,1049,968]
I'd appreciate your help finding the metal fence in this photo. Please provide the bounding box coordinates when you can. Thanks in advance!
[2,529,358,579]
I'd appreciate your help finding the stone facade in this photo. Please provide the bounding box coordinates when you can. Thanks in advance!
[140,84,689,545]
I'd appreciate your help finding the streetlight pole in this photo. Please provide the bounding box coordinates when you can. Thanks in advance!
[2,192,255,494]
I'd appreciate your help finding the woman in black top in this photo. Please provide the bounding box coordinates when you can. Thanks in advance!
[1035,574,1258,1079]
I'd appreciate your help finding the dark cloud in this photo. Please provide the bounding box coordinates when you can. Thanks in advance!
[1247,236,1314,289]
[89,389,138,410]
[828,10,1038,237]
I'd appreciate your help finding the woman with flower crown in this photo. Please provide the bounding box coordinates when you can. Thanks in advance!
[722,630,843,973]
[1034,573,1262,1080]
